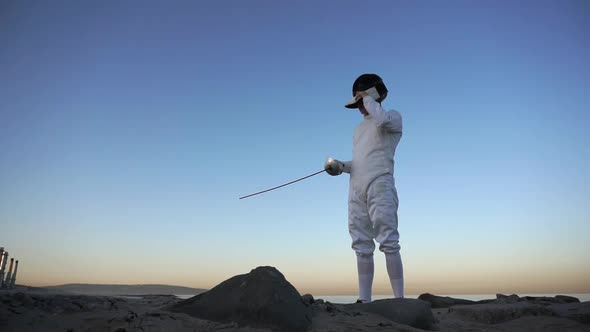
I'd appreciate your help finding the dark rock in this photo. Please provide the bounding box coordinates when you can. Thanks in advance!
[311,300,345,317]
[522,295,581,305]
[496,293,520,304]
[301,294,315,306]
[125,311,138,322]
[324,302,341,315]
[550,301,590,325]
[555,295,580,303]
[493,294,582,306]
[343,298,435,330]
[450,302,556,324]
[167,266,311,332]
[418,293,476,308]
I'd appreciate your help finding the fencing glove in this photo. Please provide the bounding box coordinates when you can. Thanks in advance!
[324,157,344,176]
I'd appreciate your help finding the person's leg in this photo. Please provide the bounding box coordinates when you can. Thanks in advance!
[367,175,404,298]
[348,186,376,302]
[385,251,404,298]
[356,253,374,303]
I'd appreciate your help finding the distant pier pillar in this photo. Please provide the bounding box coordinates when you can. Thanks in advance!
[0,251,8,287]
[9,260,18,289]
[3,258,14,289]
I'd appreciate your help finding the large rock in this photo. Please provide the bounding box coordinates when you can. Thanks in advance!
[495,293,580,305]
[450,302,556,324]
[167,266,311,332]
[495,293,520,304]
[418,293,476,308]
[522,295,581,305]
[343,298,435,330]
[554,295,581,303]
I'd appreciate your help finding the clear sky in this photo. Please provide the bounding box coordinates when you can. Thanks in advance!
[1,0,589,295]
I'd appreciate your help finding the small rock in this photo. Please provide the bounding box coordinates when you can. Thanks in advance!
[124,311,138,322]
[301,293,315,306]
[325,302,339,314]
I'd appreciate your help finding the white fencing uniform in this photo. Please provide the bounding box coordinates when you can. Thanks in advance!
[342,96,404,300]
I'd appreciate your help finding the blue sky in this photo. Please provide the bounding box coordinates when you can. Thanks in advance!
[1,0,589,295]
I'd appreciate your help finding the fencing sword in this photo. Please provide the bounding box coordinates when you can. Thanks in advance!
[239,169,326,200]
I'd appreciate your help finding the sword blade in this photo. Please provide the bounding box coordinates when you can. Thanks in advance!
[239,170,326,200]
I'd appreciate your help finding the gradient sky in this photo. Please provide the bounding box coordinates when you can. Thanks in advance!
[1,0,589,295]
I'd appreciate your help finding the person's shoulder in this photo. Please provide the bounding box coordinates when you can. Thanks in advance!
[387,108,402,118]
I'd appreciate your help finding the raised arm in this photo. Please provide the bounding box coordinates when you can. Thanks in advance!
[362,96,402,133]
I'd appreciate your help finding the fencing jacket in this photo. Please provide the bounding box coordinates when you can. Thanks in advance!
[343,96,403,194]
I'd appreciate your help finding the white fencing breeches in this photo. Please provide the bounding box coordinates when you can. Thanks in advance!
[348,174,400,255]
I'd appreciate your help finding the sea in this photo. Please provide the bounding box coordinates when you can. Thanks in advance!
[175,293,590,303]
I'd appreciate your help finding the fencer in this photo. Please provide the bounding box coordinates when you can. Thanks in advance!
[324,73,404,303]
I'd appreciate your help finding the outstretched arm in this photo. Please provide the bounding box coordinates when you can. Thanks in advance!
[342,161,351,174]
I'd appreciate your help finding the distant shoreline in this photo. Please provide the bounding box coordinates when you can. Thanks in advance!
[38,284,207,297]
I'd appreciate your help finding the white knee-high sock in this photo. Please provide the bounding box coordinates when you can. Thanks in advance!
[357,254,374,302]
[385,252,404,298]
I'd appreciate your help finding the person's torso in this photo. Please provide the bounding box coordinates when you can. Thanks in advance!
[350,113,402,193]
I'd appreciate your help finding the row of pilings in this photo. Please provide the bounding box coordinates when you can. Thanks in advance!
[0,247,19,289]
